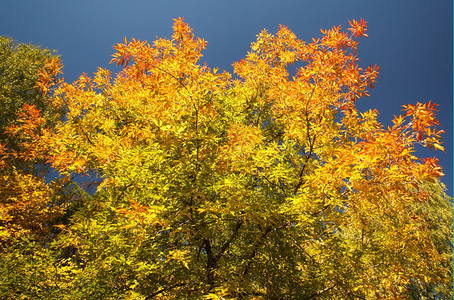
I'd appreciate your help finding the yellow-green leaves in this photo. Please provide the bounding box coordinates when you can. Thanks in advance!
[2,19,450,299]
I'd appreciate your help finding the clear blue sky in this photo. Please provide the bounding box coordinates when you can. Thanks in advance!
[1,1,452,195]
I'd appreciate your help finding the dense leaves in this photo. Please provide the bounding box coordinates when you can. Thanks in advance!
[0,36,61,145]
[0,38,66,248]
[0,20,452,299]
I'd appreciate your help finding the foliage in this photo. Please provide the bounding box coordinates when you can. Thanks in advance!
[0,38,66,248]
[0,36,62,148]
[1,19,452,299]
[0,236,79,299]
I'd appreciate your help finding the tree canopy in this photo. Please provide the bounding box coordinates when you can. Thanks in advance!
[0,19,452,299]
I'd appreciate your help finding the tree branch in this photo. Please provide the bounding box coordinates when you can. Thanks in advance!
[214,219,243,262]
[242,225,273,276]
[145,283,186,299]
[203,238,216,289]
[304,283,336,299]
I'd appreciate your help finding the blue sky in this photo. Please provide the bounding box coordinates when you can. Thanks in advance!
[1,1,452,195]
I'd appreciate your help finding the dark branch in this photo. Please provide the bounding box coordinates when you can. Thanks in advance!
[214,220,243,262]
[242,225,273,276]
[203,238,215,289]
[145,283,186,299]
[304,284,336,299]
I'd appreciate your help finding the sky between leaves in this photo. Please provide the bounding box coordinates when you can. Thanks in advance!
[0,0,452,195]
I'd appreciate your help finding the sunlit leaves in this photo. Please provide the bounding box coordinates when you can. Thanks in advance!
[348,19,368,38]
[3,19,450,299]
[0,37,61,141]
[0,40,67,248]
[36,57,63,94]
[0,169,66,245]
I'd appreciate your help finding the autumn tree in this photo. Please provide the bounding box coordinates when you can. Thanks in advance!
[12,18,451,299]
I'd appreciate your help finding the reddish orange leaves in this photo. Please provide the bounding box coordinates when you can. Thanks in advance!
[348,18,368,38]
[110,37,148,67]
[401,100,445,150]
[36,57,63,94]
